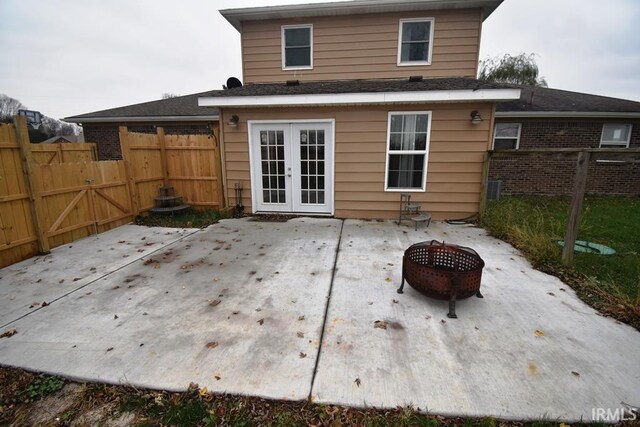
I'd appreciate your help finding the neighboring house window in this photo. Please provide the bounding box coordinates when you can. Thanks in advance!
[385,112,431,191]
[493,123,521,150]
[397,18,434,66]
[600,124,632,148]
[282,24,313,69]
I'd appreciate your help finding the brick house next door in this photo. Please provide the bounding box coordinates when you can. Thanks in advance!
[248,120,334,215]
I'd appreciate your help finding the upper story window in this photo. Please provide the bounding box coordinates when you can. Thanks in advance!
[385,112,432,191]
[397,18,434,66]
[600,124,632,148]
[493,123,521,150]
[282,24,313,70]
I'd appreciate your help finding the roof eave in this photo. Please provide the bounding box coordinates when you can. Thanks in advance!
[495,111,640,119]
[64,115,220,124]
[198,88,521,108]
[220,0,503,31]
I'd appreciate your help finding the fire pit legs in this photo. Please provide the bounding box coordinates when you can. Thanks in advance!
[397,264,406,294]
[448,294,457,318]
[476,290,484,298]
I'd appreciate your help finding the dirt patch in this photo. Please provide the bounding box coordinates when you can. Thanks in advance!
[249,214,299,222]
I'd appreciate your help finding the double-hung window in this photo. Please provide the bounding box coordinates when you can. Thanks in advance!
[282,24,313,70]
[492,123,521,149]
[397,18,434,66]
[600,124,632,148]
[385,112,431,191]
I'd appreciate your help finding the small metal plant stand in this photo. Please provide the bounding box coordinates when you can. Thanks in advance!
[397,193,431,230]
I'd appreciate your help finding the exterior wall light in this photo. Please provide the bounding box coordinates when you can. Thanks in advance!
[470,110,483,125]
[228,115,239,128]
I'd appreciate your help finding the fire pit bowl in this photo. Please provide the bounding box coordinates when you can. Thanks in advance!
[397,240,485,318]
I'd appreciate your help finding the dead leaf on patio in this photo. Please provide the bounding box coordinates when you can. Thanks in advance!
[209,300,221,307]
[214,375,221,381]
[384,277,392,282]
[547,292,555,296]
[425,315,432,320]
[534,329,545,337]
[441,319,446,324]
[154,263,161,269]
[213,277,219,282]
[257,318,264,325]
[59,279,64,284]
[299,352,307,358]
[143,258,155,265]
[232,311,239,315]
[73,277,81,281]
[387,263,394,266]
[368,301,373,305]
[0,329,17,339]
[106,347,114,352]
[392,299,399,304]
[354,378,361,387]
[113,315,119,320]
[118,240,126,244]
[249,271,257,276]
[206,342,218,349]
[374,320,388,330]
[571,371,580,377]
[41,301,49,307]
[298,315,305,321]
[297,331,304,338]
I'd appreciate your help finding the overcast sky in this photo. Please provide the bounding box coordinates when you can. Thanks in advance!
[1,0,639,119]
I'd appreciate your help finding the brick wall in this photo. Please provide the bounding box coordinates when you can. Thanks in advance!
[82,121,215,160]
[489,118,640,196]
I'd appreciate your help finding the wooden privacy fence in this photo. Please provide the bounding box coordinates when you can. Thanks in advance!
[0,118,132,267]
[1,118,225,268]
[119,126,224,212]
[30,142,97,164]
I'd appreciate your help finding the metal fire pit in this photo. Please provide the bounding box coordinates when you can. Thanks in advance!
[397,240,485,318]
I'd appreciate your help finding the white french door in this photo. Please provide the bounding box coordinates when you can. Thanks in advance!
[250,121,333,215]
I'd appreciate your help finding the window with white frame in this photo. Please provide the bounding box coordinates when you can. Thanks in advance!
[493,123,521,150]
[282,24,313,69]
[385,112,431,191]
[600,124,632,148]
[397,18,434,65]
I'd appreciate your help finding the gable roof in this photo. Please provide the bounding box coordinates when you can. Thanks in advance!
[496,85,640,118]
[41,135,83,144]
[198,77,521,107]
[64,91,219,123]
[220,0,503,31]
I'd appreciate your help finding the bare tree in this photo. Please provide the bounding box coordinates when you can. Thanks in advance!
[162,92,179,99]
[0,94,27,122]
[478,53,548,87]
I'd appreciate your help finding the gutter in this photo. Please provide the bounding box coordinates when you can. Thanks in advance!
[495,111,640,119]
[64,115,220,124]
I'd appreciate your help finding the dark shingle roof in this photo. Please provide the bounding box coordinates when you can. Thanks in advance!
[497,85,640,113]
[203,77,511,98]
[65,91,219,122]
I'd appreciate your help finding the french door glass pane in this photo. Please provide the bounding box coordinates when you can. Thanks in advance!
[299,129,325,205]
[259,130,286,204]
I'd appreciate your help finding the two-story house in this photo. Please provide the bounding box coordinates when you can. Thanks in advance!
[197,0,520,220]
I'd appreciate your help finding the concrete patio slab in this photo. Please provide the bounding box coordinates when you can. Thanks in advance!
[311,220,640,422]
[0,218,341,402]
[0,225,197,327]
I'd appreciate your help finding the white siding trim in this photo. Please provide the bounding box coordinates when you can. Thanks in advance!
[199,89,521,107]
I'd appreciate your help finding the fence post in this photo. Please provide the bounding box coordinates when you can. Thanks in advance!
[213,125,225,209]
[157,127,169,187]
[119,126,139,216]
[562,150,590,266]
[14,116,50,253]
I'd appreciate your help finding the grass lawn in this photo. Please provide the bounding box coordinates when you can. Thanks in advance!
[134,209,221,229]
[482,195,639,328]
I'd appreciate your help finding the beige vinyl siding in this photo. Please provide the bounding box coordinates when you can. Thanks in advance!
[241,9,482,83]
[220,103,493,220]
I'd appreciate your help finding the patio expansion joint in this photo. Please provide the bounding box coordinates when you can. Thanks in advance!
[308,218,345,400]
[0,228,203,330]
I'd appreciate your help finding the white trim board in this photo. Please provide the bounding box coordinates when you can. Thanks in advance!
[199,89,521,108]
[495,111,640,119]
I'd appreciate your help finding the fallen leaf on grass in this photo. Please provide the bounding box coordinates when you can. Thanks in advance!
[297,331,304,338]
[199,387,208,396]
[534,330,545,337]
[209,299,221,307]
[374,320,388,330]
[299,352,307,358]
[257,318,264,325]
[206,342,218,349]
[0,329,17,339]
[354,378,361,387]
